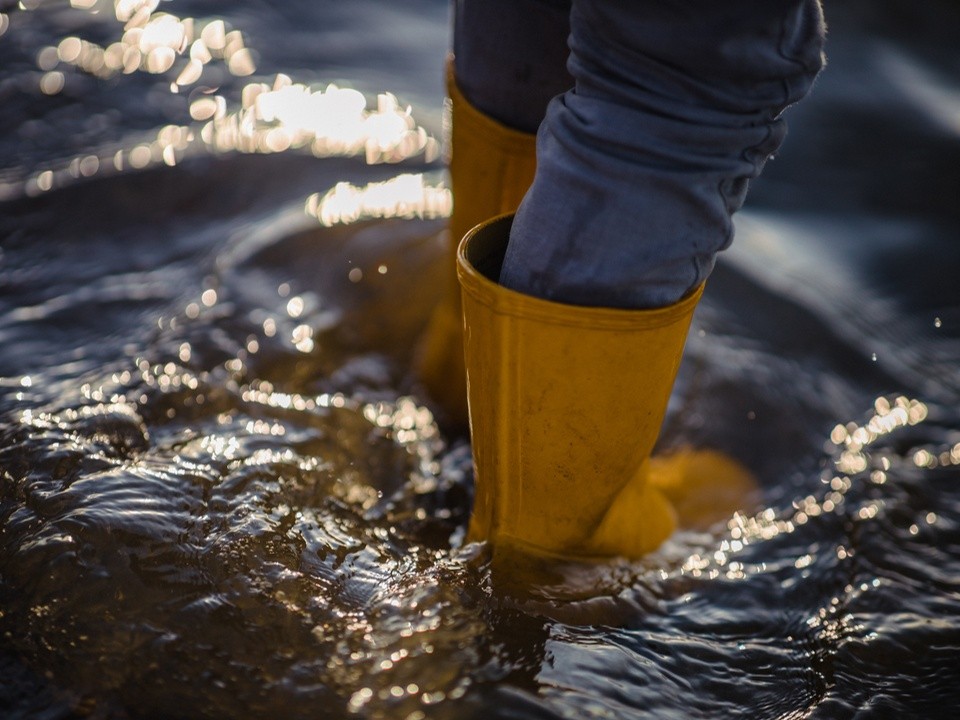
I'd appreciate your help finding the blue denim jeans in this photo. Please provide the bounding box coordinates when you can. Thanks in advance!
[454,0,826,308]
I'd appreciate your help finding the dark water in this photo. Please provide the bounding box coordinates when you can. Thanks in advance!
[2,1,960,718]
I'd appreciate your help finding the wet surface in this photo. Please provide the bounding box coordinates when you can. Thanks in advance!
[2,1,960,718]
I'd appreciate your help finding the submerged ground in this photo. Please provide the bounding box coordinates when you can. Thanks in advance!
[2,1,960,718]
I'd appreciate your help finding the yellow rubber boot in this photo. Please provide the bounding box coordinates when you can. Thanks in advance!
[458,215,753,560]
[416,66,537,428]
[647,450,759,532]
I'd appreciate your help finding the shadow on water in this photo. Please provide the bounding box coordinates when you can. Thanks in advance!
[1,0,960,718]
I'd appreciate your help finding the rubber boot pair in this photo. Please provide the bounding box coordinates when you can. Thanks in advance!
[423,79,754,560]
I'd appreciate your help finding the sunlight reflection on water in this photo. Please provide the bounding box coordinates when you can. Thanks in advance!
[10,0,442,212]
[3,1,960,718]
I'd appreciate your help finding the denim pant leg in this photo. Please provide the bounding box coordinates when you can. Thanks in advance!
[453,0,572,134]
[498,1,827,308]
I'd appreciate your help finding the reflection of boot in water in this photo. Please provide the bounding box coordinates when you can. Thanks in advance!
[414,65,536,429]
[458,216,758,562]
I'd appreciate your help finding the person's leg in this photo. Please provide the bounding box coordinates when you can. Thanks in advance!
[445,0,572,248]
[459,1,826,559]
[417,0,572,427]
[453,0,572,134]
[500,0,826,308]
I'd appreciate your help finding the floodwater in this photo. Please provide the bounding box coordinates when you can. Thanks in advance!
[2,1,959,718]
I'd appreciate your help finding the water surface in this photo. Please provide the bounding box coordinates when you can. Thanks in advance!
[2,1,960,718]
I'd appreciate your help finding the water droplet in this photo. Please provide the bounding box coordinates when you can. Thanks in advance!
[58,37,83,63]
[78,155,99,177]
[201,19,226,52]
[176,58,203,86]
[227,48,256,77]
[37,46,59,71]
[36,171,53,192]
[190,39,212,63]
[286,296,304,318]
[189,96,218,121]
[145,46,176,74]
[934,317,942,328]
[39,71,65,95]
[129,143,152,168]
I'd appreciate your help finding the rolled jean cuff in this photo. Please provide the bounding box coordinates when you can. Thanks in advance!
[500,0,826,309]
